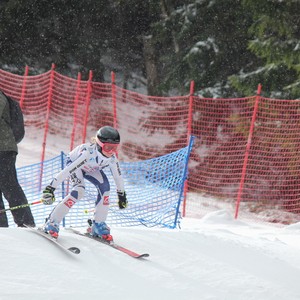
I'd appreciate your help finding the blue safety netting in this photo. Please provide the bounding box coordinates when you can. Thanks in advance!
[6,137,194,229]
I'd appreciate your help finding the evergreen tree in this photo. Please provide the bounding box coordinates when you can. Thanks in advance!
[0,0,159,82]
[230,0,300,98]
[0,0,112,79]
[102,0,161,89]
[1,0,299,98]
[150,0,255,96]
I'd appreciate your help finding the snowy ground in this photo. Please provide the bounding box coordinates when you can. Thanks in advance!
[2,212,300,300]
[1,133,299,300]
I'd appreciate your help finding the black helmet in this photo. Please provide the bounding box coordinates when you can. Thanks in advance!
[96,126,120,144]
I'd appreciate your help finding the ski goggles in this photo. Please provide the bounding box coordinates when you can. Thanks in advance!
[96,137,119,153]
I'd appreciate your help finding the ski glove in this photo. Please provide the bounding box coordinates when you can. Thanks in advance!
[42,185,56,205]
[117,191,128,209]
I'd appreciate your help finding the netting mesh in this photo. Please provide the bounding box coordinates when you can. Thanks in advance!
[5,142,193,228]
[239,98,300,213]
[3,67,300,224]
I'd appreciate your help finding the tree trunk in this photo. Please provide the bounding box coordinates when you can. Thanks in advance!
[160,0,179,53]
[143,35,161,96]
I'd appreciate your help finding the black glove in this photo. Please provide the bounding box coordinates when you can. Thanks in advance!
[42,185,56,205]
[117,191,128,209]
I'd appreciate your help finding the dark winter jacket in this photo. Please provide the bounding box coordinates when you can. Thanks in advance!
[0,92,18,153]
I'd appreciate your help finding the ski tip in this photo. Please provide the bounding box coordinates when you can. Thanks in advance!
[137,253,150,259]
[68,247,81,254]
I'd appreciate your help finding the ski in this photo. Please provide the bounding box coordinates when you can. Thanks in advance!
[66,228,149,259]
[24,225,80,255]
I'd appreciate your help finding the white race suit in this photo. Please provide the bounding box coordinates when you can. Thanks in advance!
[47,142,124,224]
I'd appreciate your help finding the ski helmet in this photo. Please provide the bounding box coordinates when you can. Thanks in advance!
[96,126,120,144]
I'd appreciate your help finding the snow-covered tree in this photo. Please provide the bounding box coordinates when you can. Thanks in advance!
[150,0,255,96]
[230,0,300,98]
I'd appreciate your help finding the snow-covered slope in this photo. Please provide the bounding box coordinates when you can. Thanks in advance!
[2,212,300,300]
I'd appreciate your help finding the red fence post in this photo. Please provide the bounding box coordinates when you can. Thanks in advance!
[20,65,29,109]
[182,80,195,217]
[111,71,117,128]
[39,64,56,190]
[235,84,262,219]
[70,72,82,151]
[41,63,56,163]
[187,80,195,145]
[82,70,93,144]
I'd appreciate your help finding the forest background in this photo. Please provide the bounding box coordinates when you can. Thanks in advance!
[0,0,299,99]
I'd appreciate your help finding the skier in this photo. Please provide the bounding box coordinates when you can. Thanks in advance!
[41,126,128,241]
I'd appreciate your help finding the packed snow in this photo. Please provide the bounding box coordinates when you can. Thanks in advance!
[1,133,300,300]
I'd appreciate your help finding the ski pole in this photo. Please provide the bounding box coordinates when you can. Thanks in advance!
[0,200,42,214]
[83,203,119,214]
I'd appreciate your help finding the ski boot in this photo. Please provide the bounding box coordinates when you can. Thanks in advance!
[43,219,60,239]
[87,219,113,242]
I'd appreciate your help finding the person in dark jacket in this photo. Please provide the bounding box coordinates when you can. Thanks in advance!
[0,91,35,227]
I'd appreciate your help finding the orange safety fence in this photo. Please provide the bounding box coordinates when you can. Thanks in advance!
[1,65,300,225]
